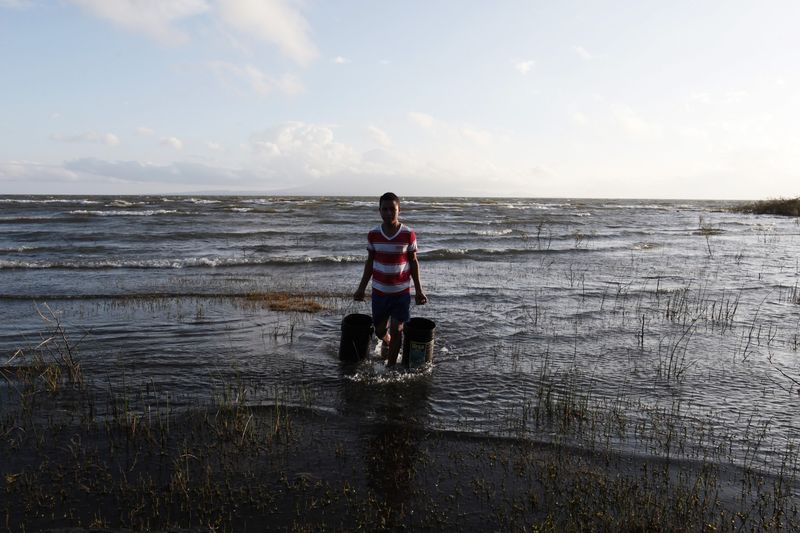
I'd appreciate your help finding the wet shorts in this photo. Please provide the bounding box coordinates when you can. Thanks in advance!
[371,292,411,327]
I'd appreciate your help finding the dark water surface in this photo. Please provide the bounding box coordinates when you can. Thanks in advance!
[2,195,800,473]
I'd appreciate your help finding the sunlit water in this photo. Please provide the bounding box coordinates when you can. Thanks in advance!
[2,195,800,472]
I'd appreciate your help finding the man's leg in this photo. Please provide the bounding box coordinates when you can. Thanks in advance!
[374,316,391,357]
[385,318,404,366]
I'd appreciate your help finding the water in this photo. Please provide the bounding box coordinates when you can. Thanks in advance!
[2,195,800,472]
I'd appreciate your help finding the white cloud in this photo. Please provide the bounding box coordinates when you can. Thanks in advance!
[50,112,62,120]
[206,141,222,151]
[160,136,184,150]
[613,105,661,139]
[689,90,749,105]
[460,127,492,146]
[367,126,392,148]
[68,0,210,45]
[333,56,350,65]
[216,0,318,66]
[514,60,535,75]
[62,158,247,184]
[208,61,304,96]
[570,111,589,126]
[50,131,120,146]
[408,112,437,129]
[722,90,748,104]
[0,160,79,181]
[136,126,155,137]
[250,122,359,178]
[572,45,593,61]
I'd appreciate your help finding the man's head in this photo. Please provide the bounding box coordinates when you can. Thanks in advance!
[379,192,400,226]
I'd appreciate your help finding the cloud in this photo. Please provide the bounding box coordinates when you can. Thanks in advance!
[367,126,392,148]
[514,60,535,75]
[460,127,492,146]
[160,136,184,150]
[216,0,318,66]
[572,45,593,61]
[68,0,210,45]
[50,131,120,146]
[63,157,249,184]
[408,112,437,129]
[333,56,350,65]
[206,141,222,151]
[570,111,589,126]
[136,126,155,137]
[208,61,304,96]
[250,122,359,178]
[612,105,661,139]
[0,160,79,181]
[689,90,749,105]
[408,112,493,146]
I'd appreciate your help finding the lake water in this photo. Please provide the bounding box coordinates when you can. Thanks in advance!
[2,195,800,474]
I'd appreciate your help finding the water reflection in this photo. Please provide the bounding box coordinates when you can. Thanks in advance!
[339,362,431,508]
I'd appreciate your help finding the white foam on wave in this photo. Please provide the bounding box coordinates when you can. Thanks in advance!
[471,228,513,236]
[0,198,100,205]
[187,198,220,204]
[70,209,179,217]
[0,253,364,270]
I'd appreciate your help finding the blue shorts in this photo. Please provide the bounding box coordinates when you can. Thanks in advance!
[371,292,411,327]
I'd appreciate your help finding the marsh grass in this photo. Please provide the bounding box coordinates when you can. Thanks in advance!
[245,291,333,313]
[735,196,800,217]
[2,335,799,531]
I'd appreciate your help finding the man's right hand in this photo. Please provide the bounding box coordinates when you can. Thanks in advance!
[353,288,365,301]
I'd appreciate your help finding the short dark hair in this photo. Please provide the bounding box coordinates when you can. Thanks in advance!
[379,192,399,206]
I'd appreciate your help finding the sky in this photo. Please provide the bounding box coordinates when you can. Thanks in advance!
[2,1,800,198]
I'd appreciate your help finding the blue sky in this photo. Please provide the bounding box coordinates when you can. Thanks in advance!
[2,0,800,198]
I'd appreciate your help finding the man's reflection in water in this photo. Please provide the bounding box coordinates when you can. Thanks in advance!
[365,378,430,510]
[340,369,431,511]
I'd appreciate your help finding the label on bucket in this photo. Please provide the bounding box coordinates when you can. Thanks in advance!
[408,341,428,368]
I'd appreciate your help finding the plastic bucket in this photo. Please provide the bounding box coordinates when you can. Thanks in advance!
[403,317,436,369]
[339,313,374,361]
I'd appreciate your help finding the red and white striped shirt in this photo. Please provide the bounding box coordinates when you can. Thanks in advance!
[367,224,418,296]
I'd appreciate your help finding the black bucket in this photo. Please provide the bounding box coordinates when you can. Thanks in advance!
[339,313,374,361]
[403,317,436,369]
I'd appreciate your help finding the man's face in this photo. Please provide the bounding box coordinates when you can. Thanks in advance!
[379,200,399,226]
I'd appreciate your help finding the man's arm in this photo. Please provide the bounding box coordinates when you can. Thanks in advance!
[353,249,375,301]
[408,251,427,305]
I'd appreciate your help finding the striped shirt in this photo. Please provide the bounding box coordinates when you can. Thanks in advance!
[367,223,418,295]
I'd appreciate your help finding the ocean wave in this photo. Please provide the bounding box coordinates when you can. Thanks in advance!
[421,246,598,261]
[470,228,513,236]
[0,198,100,205]
[602,203,674,211]
[0,216,57,224]
[70,209,181,217]
[0,254,364,270]
[0,246,36,252]
[107,199,144,207]
[187,198,221,204]
[500,202,575,210]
